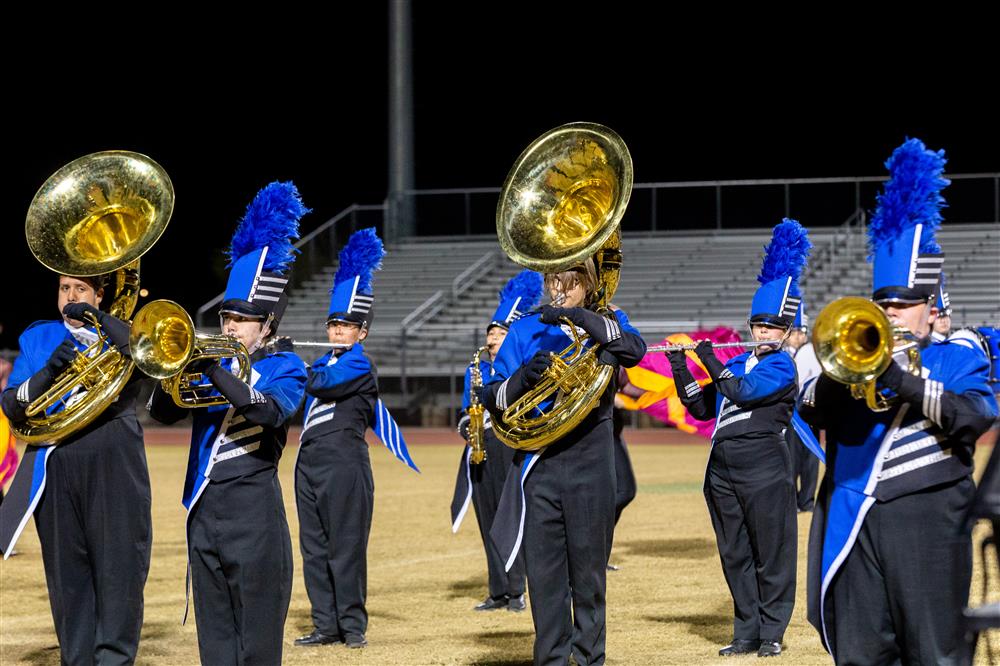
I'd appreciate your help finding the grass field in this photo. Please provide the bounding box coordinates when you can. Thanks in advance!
[1,428,998,665]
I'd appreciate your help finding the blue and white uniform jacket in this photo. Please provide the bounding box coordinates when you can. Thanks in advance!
[149,348,306,513]
[0,320,143,557]
[300,343,378,445]
[3,319,138,425]
[799,339,998,653]
[677,349,798,445]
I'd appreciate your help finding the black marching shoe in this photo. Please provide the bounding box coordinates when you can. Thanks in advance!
[294,630,341,646]
[345,633,368,649]
[718,639,761,656]
[507,594,526,612]
[474,595,509,611]
[758,641,782,657]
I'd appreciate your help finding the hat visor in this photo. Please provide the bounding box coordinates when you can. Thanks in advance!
[872,287,930,306]
[219,299,267,319]
[748,314,792,328]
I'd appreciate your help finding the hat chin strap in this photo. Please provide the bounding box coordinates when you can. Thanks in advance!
[246,313,275,355]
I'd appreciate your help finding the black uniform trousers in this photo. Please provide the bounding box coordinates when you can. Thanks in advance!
[786,424,819,511]
[295,432,373,639]
[523,419,616,666]
[826,477,974,666]
[705,433,797,643]
[473,431,526,600]
[34,416,152,666]
[612,430,636,526]
[188,467,293,665]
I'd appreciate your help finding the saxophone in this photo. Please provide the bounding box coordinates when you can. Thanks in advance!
[467,346,488,464]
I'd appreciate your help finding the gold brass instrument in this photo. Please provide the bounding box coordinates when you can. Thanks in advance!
[812,296,921,412]
[16,151,173,443]
[467,346,489,464]
[493,122,633,451]
[130,299,251,408]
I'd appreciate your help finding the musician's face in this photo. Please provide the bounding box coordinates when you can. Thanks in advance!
[58,276,103,327]
[750,323,787,354]
[327,320,367,346]
[549,279,586,309]
[881,300,934,339]
[221,314,270,351]
[485,325,508,361]
[785,328,808,350]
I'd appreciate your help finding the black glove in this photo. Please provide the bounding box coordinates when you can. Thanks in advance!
[665,349,688,369]
[457,414,471,441]
[188,357,220,376]
[62,302,102,325]
[539,306,569,325]
[523,351,554,385]
[63,303,134,354]
[693,339,714,360]
[540,306,621,345]
[46,340,78,373]
[879,359,907,392]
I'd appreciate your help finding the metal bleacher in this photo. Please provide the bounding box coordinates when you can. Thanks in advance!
[276,218,999,384]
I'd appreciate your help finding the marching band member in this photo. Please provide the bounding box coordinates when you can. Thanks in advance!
[0,273,151,665]
[932,277,953,342]
[785,309,821,512]
[295,227,416,650]
[450,270,540,612]
[148,182,309,665]
[482,258,646,666]
[800,139,998,664]
[668,219,811,658]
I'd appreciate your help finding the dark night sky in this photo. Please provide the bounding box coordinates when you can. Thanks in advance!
[4,9,997,347]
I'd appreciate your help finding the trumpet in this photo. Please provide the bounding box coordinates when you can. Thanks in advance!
[130,299,251,408]
[647,340,779,353]
[812,296,921,412]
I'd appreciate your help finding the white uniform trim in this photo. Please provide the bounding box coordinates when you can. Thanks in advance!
[247,247,269,301]
[451,446,474,533]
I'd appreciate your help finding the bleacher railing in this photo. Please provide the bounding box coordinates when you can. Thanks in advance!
[400,173,1000,236]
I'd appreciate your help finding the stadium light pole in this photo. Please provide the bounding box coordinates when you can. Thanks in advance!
[388,0,416,242]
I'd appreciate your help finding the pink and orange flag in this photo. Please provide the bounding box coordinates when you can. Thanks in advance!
[617,327,745,439]
[0,357,18,486]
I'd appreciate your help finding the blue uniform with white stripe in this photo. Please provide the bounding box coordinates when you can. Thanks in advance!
[296,343,378,642]
[673,347,799,646]
[0,319,151,664]
[483,308,645,666]
[148,346,306,666]
[800,339,997,663]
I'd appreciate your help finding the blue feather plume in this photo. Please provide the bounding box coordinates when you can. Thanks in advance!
[335,228,385,293]
[758,219,812,288]
[868,138,948,260]
[499,269,544,309]
[227,181,310,273]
